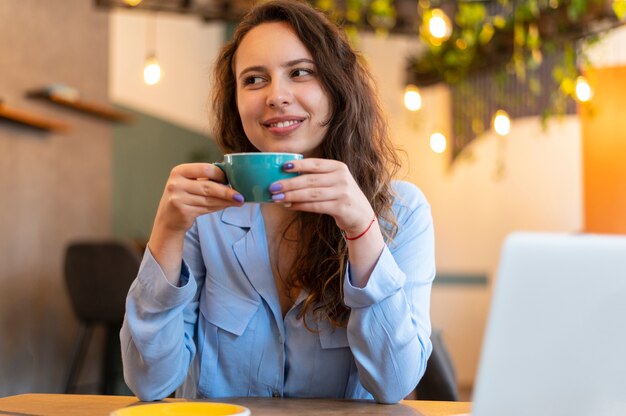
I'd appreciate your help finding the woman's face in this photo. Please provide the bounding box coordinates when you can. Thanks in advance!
[234,22,331,157]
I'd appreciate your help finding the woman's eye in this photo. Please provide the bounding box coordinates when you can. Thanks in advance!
[243,76,265,86]
[292,68,314,78]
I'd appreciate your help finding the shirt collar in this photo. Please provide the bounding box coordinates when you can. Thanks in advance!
[220,204,260,228]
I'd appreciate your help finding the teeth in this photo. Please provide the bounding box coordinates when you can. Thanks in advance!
[270,120,300,128]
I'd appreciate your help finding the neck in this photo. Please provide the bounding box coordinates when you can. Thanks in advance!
[260,203,297,228]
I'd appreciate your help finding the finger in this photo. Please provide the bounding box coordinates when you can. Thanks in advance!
[184,193,243,209]
[173,163,226,182]
[281,200,340,216]
[271,186,338,204]
[184,178,244,203]
[282,158,344,174]
[269,173,337,194]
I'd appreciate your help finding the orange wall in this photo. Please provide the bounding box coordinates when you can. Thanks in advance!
[581,65,626,234]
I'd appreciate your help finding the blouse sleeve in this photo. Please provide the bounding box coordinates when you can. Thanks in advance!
[120,222,206,401]
[343,181,435,403]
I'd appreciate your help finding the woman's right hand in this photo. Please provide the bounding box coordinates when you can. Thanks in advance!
[147,163,243,283]
[152,163,243,234]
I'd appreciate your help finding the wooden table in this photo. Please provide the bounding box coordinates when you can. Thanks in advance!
[0,394,471,416]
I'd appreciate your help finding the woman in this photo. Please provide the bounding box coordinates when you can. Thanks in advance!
[121,0,435,404]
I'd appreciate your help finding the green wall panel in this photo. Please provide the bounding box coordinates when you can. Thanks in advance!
[112,106,222,241]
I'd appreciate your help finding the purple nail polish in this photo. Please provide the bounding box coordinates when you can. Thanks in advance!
[269,183,282,192]
[272,193,285,201]
[283,162,294,170]
[233,193,244,203]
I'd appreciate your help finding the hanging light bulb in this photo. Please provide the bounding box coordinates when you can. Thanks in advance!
[428,9,452,42]
[123,0,143,6]
[143,15,160,85]
[404,85,422,111]
[493,110,511,136]
[575,76,593,102]
[143,55,161,85]
[430,132,447,154]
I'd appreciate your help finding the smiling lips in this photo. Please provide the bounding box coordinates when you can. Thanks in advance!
[268,119,301,128]
[263,117,306,134]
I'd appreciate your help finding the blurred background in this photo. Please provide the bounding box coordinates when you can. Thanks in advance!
[1,0,625,399]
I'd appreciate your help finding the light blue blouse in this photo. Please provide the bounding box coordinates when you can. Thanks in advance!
[121,180,435,404]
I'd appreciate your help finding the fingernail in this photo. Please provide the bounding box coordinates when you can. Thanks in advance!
[233,193,244,203]
[269,183,282,192]
[272,193,285,201]
[283,162,294,170]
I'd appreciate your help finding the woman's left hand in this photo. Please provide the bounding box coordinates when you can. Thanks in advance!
[268,158,375,236]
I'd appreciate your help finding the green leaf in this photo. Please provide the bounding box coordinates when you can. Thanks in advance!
[560,77,575,95]
[443,50,461,66]
[614,0,626,20]
[528,0,540,17]
[526,24,540,49]
[479,23,495,44]
[461,29,477,47]
[529,77,542,95]
[316,0,332,10]
[514,22,525,46]
[456,3,487,27]
[493,15,508,29]
[346,0,362,23]
[552,66,565,82]
[567,0,588,21]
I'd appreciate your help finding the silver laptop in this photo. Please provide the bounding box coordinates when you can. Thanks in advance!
[473,232,626,416]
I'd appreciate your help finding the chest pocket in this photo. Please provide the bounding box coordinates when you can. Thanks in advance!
[312,324,354,396]
[200,276,260,336]
[318,326,350,349]
[197,276,261,397]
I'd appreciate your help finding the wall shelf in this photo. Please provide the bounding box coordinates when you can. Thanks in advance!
[0,100,71,132]
[27,89,134,123]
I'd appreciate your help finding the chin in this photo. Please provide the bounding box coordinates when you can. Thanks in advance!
[265,146,308,155]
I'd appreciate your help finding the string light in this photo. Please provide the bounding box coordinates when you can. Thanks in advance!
[575,76,593,102]
[430,132,447,154]
[493,110,511,136]
[428,9,452,42]
[143,56,161,85]
[404,85,422,111]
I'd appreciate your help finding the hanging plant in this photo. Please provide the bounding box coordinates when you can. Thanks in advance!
[404,0,624,162]
[311,0,624,164]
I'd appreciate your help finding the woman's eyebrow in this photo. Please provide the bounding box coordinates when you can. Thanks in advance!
[282,58,315,67]
[238,65,266,80]
[238,58,315,81]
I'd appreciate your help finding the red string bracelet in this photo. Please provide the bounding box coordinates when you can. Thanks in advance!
[344,214,377,241]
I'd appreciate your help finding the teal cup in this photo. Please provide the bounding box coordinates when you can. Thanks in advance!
[214,152,303,202]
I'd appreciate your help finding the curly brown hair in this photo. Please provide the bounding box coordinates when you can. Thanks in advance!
[211,0,400,327]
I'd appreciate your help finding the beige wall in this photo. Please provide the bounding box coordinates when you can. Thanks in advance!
[109,11,225,134]
[0,1,111,395]
[360,34,584,387]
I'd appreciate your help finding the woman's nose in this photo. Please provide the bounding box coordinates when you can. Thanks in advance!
[266,81,292,108]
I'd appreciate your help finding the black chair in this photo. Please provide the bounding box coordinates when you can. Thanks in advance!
[414,329,459,401]
[63,240,141,394]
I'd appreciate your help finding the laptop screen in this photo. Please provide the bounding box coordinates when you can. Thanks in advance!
[472,232,626,416]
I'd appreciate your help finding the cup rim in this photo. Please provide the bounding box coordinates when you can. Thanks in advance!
[224,152,303,157]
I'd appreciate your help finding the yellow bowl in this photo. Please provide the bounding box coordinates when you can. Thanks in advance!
[110,402,251,416]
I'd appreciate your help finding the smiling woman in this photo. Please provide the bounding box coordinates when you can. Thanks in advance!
[234,22,330,157]
[120,0,436,405]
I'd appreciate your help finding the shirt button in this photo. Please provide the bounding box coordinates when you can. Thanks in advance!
[272,391,281,398]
